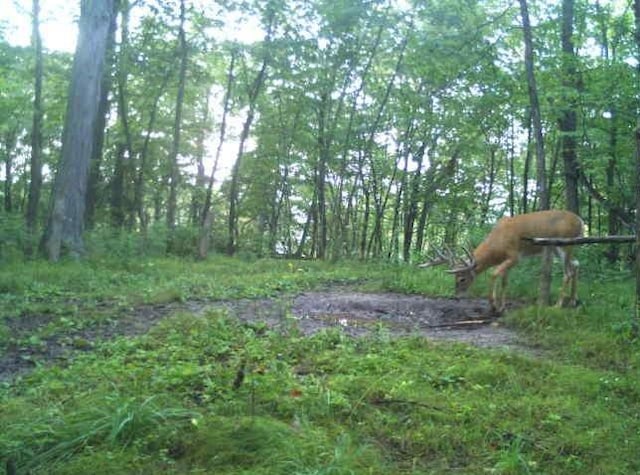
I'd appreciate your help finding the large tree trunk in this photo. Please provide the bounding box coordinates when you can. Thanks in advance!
[42,0,117,261]
[26,0,43,252]
[519,0,552,305]
[85,0,118,230]
[560,0,579,214]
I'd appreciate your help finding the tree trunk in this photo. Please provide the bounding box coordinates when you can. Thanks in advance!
[560,0,579,214]
[112,0,135,229]
[635,122,640,325]
[26,0,43,252]
[3,132,15,212]
[402,143,426,261]
[314,92,329,259]
[519,0,551,305]
[191,91,210,226]
[481,146,498,223]
[332,24,384,260]
[508,119,516,216]
[167,0,188,240]
[110,143,126,227]
[522,108,532,213]
[42,0,117,261]
[392,150,408,261]
[134,68,172,230]
[85,0,118,230]
[197,51,235,260]
[360,32,409,258]
[227,14,274,256]
[633,0,639,324]
[227,83,262,255]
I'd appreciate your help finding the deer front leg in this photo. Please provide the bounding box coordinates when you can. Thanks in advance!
[489,273,498,311]
[490,259,516,313]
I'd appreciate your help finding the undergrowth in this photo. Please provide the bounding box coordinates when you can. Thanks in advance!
[1,255,639,474]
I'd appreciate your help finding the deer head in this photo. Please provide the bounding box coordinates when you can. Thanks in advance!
[447,246,477,297]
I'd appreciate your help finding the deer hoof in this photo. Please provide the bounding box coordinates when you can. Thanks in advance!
[488,305,503,317]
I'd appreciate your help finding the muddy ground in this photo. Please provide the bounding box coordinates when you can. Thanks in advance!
[1,290,525,382]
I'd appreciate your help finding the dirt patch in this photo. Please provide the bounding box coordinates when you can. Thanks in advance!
[1,290,526,382]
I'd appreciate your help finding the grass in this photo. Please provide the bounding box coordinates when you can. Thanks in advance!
[1,254,639,474]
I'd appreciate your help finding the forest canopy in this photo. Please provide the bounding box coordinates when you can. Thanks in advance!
[0,0,638,262]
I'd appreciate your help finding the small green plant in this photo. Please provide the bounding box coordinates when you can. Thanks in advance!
[1,256,639,474]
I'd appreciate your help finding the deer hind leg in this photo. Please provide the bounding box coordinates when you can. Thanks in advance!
[566,249,579,307]
[556,246,579,307]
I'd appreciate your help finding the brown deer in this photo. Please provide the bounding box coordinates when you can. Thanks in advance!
[421,210,583,312]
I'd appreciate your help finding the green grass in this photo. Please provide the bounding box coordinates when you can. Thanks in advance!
[1,255,639,474]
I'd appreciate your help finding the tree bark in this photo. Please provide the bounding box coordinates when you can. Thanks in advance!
[42,0,117,261]
[227,13,274,256]
[633,0,640,324]
[111,0,135,229]
[85,0,118,230]
[134,68,172,230]
[362,31,409,258]
[26,0,43,252]
[191,91,210,226]
[521,108,532,213]
[559,0,579,214]
[197,51,235,260]
[519,0,551,305]
[3,132,16,212]
[167,0,188,240]
[313,92,328,258]
[634,122,640,329]
[402,142,426,261]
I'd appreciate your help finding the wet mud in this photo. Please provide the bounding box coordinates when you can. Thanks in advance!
[1,290,526,382]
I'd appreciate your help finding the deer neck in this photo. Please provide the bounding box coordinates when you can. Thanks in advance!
[473,242,506,274]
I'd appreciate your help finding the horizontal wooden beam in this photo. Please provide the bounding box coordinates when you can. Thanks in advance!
[523,235,636,246]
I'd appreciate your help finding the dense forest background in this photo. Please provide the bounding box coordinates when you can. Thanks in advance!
[1,0,639,263]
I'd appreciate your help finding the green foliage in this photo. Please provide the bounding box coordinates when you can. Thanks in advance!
[0,213,26,262]
[0,257,639,473]
[1,394,196,472]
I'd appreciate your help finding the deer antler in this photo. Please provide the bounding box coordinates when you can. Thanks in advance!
[418,246,457,268]
[446,243,476,273]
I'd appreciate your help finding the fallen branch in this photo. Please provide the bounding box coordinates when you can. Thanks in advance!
[523,235,636,246]
[427,319,494,328]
